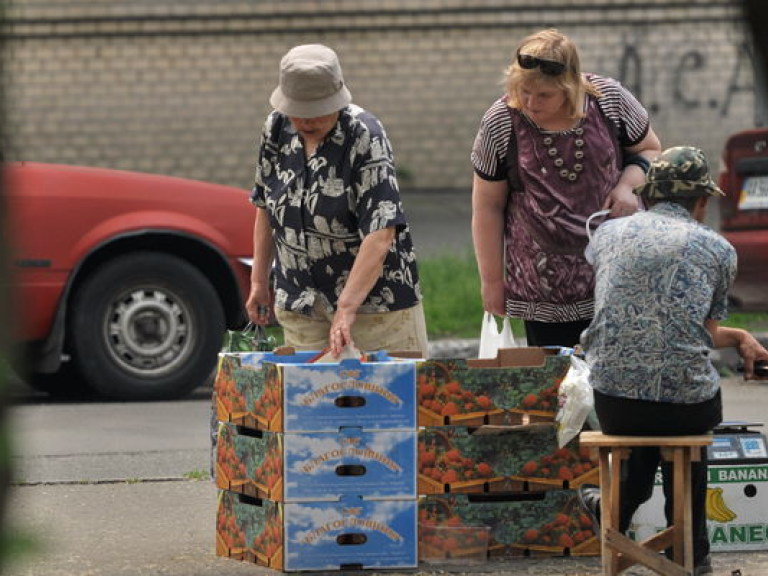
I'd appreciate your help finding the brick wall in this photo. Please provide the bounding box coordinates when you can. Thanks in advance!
[2,0,757,191]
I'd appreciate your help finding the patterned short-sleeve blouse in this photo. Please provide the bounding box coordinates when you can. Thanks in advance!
[251,104,422,316]
[582,203,737,404]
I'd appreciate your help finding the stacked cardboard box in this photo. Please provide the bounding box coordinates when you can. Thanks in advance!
[214,350,420,571]
[415,347,600,562]
[214,347,599,570]
[630,422,768,552]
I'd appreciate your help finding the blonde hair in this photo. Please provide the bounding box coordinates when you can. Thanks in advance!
[505,29,600,119]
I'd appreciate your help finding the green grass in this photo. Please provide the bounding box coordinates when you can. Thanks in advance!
[183,469,211,481]
[722,312,768,332]
[418,251,526,339]
[419,251,484,339]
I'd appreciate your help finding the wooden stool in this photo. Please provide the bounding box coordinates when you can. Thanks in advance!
[579,431,712,576]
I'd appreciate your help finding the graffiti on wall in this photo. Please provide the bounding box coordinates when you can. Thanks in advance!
[613,40,756,117]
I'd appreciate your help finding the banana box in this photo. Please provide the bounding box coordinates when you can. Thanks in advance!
[216,422,417,501]
[418,424,598,494]
[215,350,418,432]
[630,425,768,552]
[216,491,418,571]
[420,491,599,559]
[417,348,571,427]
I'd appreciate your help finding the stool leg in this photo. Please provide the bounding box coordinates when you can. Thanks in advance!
[597,447,614,575]
[610,450,625,575]
[676,448,694,573]
[598,447,629,576]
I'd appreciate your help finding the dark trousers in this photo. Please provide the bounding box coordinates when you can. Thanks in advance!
[524,319,592,348]
[594,389,723,565]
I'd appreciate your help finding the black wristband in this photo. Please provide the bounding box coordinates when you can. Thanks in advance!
[623,153,651,173]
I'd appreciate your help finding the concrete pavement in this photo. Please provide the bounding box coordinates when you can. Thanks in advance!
[6,375,768,576]
[6,479,768,576]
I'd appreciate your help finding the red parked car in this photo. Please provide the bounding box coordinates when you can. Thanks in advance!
[718,129,768,312]
[5,162,254,400]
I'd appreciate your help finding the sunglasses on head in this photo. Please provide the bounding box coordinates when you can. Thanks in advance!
[517,53,566,76]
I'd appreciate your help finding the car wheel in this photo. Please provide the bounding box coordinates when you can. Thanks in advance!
[69,252,225,400]
[24,363,93,399]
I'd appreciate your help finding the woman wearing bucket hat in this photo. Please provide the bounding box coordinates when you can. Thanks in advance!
[245,44,428,358]
[471,28,661,348]
[578,146,768,575]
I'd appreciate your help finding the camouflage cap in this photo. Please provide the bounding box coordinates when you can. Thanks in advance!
[633,146,724,200]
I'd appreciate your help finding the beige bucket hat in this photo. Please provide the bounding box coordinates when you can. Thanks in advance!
[269,44,352,118]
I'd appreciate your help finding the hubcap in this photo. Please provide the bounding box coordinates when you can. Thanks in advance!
[104,287,194,377]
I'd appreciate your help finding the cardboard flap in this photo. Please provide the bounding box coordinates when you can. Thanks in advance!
[469,423,555,436]
[467,347,553,368]
[387,350,424,359]
[273,346,297,356]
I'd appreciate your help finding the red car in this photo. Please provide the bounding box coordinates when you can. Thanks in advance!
[5,162,254,400]
[718,129,768,312]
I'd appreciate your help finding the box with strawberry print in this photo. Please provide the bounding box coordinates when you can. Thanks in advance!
[418,424,598,494]
[417,347,571,427]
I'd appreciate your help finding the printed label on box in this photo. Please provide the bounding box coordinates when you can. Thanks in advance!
[281,359,416,431]
[631,463,768,551]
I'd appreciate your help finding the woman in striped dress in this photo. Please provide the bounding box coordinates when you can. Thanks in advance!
[471,28,661,347]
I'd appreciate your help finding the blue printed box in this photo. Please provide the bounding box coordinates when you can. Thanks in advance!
[215,350,417,432]
[216,422,417,501]
[217,491,418,571]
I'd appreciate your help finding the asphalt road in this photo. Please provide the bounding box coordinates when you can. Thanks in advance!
[403,189,474,259]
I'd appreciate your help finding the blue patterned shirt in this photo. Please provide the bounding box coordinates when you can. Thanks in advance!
[581,203,737,404]
[251,105,422,316]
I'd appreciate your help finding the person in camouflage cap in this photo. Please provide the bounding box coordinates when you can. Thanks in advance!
[634,145,724,200]
[578,144,768,576]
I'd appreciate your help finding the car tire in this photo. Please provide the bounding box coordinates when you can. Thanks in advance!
[69,252,225,400]
[24,363,93,399]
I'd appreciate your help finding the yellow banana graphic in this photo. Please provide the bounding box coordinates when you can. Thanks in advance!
[706,487,737,523]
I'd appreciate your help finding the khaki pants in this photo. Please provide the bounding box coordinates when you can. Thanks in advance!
[275,300,429,357]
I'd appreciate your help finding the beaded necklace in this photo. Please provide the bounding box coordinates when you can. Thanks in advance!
[542,127,585,182]
[524,97,589,183]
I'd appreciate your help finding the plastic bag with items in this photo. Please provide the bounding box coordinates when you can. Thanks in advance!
[555,354,595,447]
[223,322,276,352]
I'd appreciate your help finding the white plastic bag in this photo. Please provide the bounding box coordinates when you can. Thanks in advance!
[555,354,594,447]
[478,312,517,359]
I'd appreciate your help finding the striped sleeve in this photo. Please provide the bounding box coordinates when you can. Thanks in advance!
[588,74,650,147]
[471,97,512,181]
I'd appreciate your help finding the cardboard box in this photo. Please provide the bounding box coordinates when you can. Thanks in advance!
[417,348,570,427]
[215,351,417,432]
[419,491,599,558]
[216,491,418,571]
[419,524,490,564]
[214,350,314,426]
[418,425,598,494]
[630,462,768,552]
[216,422,417,501]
